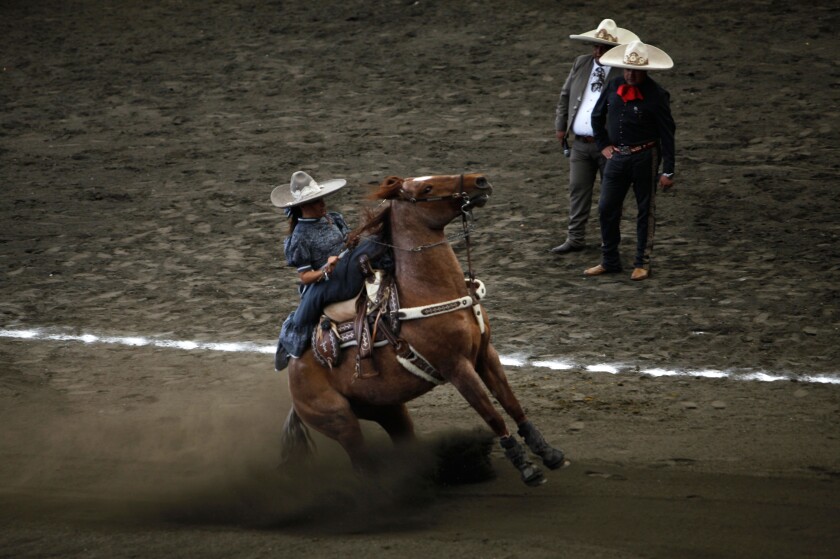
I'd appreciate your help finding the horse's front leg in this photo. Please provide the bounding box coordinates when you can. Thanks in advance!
[477,342,567,470]
[445,359,545,486]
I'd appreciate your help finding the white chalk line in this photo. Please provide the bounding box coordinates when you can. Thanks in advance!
[1,327,838,385]
[0,327,274,355]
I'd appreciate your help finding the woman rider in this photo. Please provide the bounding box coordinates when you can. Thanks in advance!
[272,171,390,370]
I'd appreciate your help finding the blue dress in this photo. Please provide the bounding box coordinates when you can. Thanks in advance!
[276,212,391,365]
[284,212,350,280]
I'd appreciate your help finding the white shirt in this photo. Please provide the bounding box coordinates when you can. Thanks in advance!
[571,61,608,137]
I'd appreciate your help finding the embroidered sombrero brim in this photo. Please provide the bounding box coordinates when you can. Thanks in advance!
[599,41,674,70]
[270,178,347,208]
[569,25,639,46]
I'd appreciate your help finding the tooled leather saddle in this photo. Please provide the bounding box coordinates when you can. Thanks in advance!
[311,255,449,383]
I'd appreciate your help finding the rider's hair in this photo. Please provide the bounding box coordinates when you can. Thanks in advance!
[285,206,303,234]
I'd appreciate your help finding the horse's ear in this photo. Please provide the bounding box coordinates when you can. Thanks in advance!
[375,176,404,199]
[382,176,403,189]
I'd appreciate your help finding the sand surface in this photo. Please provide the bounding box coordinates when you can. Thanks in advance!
[1,0,839,557]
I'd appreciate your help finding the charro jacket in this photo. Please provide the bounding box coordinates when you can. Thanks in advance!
[554,53,620,136]
[591,75,676,175]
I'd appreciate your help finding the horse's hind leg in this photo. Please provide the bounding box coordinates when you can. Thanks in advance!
[477,343,566,470]
[288,361,376,474]
[296,396,379,474]
[354,403,415,444]
[279,407,316,465]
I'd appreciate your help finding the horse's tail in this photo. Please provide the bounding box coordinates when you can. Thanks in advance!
[279,407,316,465]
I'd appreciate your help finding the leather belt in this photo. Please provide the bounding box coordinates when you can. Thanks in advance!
[614,140,657,156]
[575,135,596,143]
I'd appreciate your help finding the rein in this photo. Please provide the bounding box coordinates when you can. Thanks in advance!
[398,175,479,301]
[360,175,479,256]
[359,222,475,253]
[455,174,478,301]
[345,175,487,385]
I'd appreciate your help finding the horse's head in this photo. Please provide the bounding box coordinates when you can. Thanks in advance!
[376,173,490,227]
[400,174,492,207]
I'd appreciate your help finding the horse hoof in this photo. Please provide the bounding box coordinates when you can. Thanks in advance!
[522,465,546,487]
[541,448,567,470]
[501,435,546,487]
[517,421,566,470]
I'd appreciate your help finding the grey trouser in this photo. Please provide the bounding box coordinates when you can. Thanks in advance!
[566,139,607,245]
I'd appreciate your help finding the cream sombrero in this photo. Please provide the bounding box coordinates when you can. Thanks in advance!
[270,171,348,208]
[569,19,640,46]
[598,40,674,70]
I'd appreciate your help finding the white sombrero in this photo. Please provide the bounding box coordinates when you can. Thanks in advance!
[598,40,674,70]
[270,171,348,208]
[569,19,640,46]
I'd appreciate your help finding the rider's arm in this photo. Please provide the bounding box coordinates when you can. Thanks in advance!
[297,255,340,285]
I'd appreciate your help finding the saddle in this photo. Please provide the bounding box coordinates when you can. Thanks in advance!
[311,255,486,384]
[311,255,399,378]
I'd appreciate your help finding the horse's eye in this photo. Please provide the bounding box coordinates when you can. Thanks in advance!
[423,186,433,194]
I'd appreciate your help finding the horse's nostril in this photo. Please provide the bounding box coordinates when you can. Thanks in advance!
[475,176,489,189]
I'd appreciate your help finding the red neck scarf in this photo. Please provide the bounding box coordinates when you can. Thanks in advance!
[617,84,644,103]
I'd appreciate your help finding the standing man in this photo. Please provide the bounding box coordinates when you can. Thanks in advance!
[551,19,640,255]
[586,40,676,281]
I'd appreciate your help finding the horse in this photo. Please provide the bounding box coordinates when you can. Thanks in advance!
[280,174,566,486]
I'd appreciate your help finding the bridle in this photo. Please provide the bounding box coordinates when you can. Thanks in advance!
[397,174,487,209]
[396,174,480,299]
[351,175,487,373]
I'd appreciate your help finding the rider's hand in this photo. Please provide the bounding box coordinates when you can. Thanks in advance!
[326,255,339,272]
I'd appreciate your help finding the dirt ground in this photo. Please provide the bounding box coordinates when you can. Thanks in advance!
[1,0,839,557]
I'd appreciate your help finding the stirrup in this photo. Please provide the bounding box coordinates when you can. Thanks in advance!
[354,354,380,379]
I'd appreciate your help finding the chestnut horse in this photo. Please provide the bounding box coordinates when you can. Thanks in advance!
[281,174,565,486]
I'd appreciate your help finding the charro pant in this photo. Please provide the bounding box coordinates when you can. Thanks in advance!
[566,139,607,246]
[598,146,660,271]
[277,239,391,358]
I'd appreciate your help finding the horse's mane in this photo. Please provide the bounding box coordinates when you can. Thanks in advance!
[346,176,402,249]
